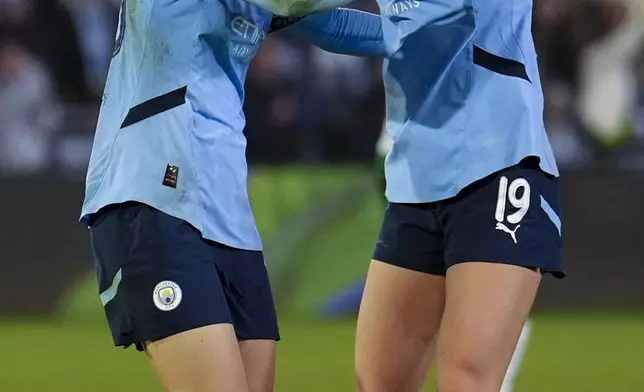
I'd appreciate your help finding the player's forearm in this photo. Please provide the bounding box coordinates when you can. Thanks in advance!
[247,0,353,16]
[292,8,387,57]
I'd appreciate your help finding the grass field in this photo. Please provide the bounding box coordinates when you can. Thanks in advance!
[2,312,643,391]
[3,169,644,391]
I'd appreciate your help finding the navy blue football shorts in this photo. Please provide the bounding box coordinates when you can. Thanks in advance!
[373,158,564,278]
[89,202,280,351]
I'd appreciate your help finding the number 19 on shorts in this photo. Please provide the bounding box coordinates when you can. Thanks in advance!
[495,176,531,244]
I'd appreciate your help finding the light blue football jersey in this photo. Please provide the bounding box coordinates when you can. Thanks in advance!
[81,0,384,250]
[243,0,559,203]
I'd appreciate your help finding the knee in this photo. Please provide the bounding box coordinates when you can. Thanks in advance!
[436,356,503,392]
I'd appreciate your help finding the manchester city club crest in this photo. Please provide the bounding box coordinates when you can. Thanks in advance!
[152,281,183,311]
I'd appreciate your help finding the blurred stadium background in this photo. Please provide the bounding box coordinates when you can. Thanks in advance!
[1,0,644,391]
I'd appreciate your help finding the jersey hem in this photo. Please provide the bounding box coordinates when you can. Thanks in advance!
[80,200,263,252]
[385,154,558,204]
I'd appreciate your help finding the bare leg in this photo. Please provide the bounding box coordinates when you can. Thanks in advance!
[239,339,277,392]
[145,324,250,392]
[356,260,446,392]
[435,262,540,392]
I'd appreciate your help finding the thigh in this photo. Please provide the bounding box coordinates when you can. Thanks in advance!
[212,243,279,392]
[435,263,540,392]
[90,202,234,349]
[90,203,250,391]
[356,260,445,392]
[239,340,277,392]
[213,247,278,392]
[145,324,249,392]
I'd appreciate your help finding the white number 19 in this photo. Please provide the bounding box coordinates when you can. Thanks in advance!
[495,176,530,224]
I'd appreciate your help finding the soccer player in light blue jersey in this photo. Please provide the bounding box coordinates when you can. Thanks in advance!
[323,127,534,392]
[81,1,385,391]
[240,0,564,391]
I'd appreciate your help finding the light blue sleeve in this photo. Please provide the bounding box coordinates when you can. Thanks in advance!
[246,0,353,16]
[288,9,387,57]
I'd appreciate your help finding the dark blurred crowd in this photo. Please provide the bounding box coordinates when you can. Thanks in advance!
[0,0,643,177]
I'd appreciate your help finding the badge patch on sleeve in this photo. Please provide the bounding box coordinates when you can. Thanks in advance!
[162,164,179,188]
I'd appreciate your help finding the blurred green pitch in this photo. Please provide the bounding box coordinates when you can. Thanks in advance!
[1,314,643,391]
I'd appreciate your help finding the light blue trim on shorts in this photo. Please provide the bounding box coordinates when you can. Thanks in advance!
[540,196,561,236]
[100,268,122,306]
